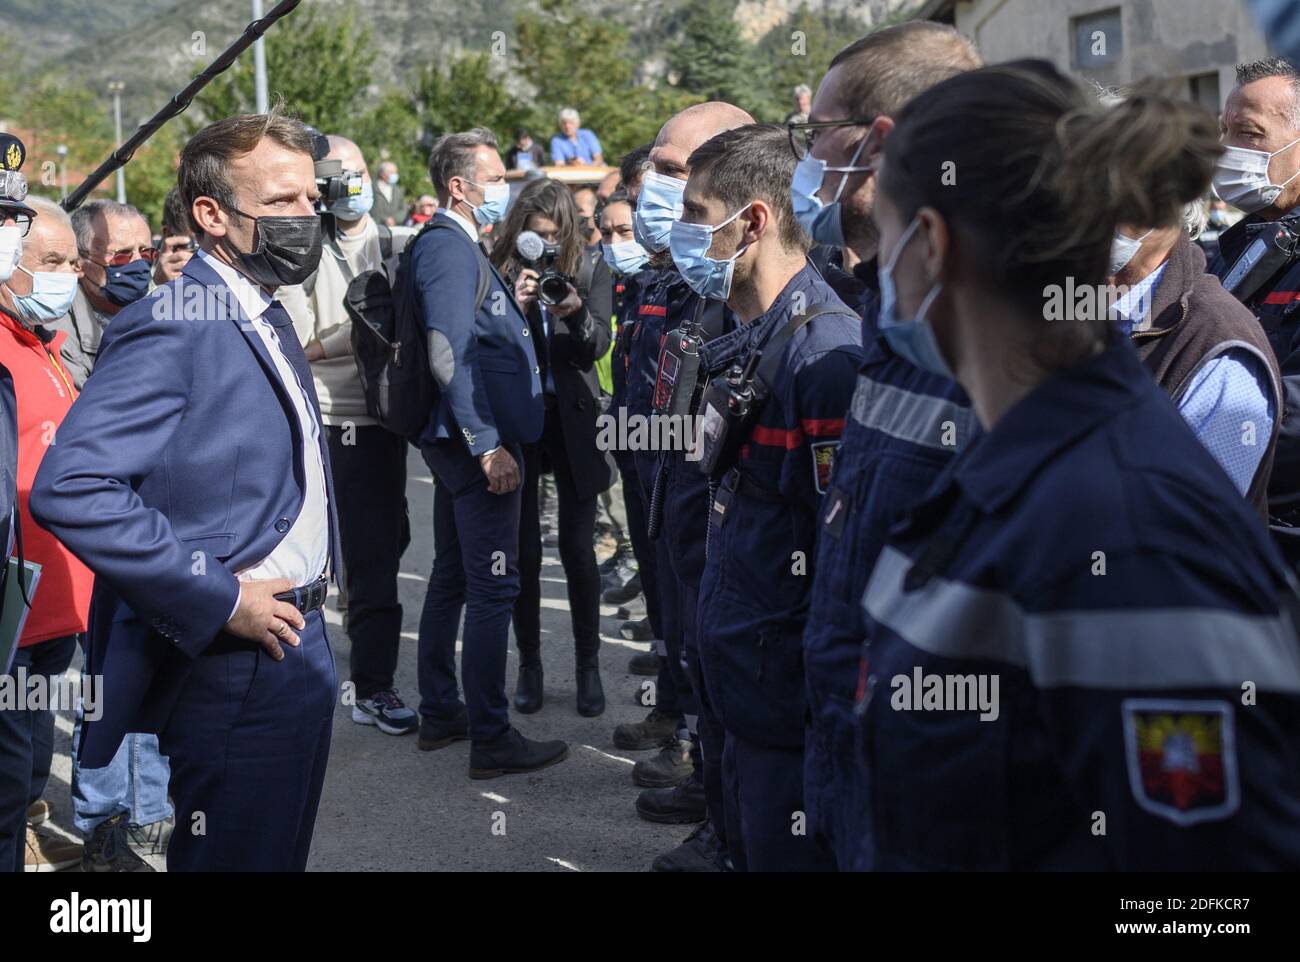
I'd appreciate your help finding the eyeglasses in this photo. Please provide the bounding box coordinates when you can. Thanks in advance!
[88,245,160,268]
[787,118,878,161]
[0,210,33,237]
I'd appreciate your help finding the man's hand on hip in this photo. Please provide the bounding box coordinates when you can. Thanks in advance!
[479,446,520,495]
[224,578,306,660]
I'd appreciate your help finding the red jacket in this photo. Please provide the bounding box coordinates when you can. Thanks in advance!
[0,306,92,646]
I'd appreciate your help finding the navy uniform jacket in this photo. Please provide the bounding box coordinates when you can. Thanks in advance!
[412,212,542,455]
[800,265,975,865]
[696,263,863,747]
[30,255,342,767]
[856,336,1300,870]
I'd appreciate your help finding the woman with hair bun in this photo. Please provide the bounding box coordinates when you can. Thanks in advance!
[851,59,1300,870]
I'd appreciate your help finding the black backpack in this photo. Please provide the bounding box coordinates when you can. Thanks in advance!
[345,222,491,439]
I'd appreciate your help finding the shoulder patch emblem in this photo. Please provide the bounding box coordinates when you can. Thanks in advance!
[810,440,837,494]
[1122,699,1239,826]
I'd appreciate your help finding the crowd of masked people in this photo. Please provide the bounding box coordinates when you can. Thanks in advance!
[4,18,1300,874]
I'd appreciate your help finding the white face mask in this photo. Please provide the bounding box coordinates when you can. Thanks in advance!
[0,225,21,285]
[1109,229,1152,276]
[1212,136,1300,213]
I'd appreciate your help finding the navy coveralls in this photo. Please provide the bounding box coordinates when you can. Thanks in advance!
[697,263,863,870]
[801,280,975,869]
[855,337,1300,870]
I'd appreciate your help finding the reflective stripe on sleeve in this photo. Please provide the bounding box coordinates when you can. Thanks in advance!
[863,545,1300,693]
[849,375,974,451]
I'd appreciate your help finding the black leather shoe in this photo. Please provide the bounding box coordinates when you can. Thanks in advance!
[628,649,660,674]
[514,664,544,714]
[469,727,568,779]
[613,707,680,750]
[602,572,642,605]
[576,661,605,717]
[633,737,693,788]
[651,822,727,872]
[635,778,707,824]
[417,706,469,751]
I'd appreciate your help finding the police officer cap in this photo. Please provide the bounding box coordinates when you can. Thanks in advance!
[0,134,35,219]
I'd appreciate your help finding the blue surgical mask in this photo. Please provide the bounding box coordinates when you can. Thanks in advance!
[633,171,685,252]
[466,179,510,226]
[332,179,373,221]
[669,203,753,301]
[100,258,151,307]
[878,217,952,378]
[603,238,649,276]
[790,136,871,246]
[7,265,78,323]
[386,172,399,186]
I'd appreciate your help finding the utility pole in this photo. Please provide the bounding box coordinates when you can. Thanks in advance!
[107,81,126,203]
[253,0,269,114]
[56,144,67,199]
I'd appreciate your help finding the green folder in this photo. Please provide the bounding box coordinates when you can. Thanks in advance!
[0,557,41,674]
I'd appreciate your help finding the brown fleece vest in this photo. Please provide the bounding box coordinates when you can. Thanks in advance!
[1130,238,1282,520]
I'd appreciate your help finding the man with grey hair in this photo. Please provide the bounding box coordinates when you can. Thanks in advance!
[56,199,154,387]
[1213,55,1300,567]
[412,127,567,777]
[550,108,604,166]
[785,83,812,125]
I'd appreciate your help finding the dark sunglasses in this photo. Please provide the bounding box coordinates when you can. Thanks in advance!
[90,245,160,268]
[787,118,878,161]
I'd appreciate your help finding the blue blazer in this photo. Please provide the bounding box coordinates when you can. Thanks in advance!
[411,213,542,456]
[30,254,341,767]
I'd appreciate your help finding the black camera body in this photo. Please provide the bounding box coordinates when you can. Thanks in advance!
[313,158,365,213]
[516,230,574,307]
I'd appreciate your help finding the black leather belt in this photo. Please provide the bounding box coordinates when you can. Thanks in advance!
[274,575,329,614]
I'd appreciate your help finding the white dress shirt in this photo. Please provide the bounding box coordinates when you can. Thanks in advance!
[196,250,331,591]
[437,205,479,241]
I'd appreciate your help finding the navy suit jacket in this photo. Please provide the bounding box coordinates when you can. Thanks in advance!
[30,254,341,767]
[412,213,543,456]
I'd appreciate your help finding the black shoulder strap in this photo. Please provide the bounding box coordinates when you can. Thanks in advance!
[754,305,855,391]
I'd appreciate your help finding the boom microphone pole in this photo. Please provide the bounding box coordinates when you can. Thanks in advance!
[61,0,303,213]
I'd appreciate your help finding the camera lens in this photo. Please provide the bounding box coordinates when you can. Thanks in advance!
[538,272,569,306]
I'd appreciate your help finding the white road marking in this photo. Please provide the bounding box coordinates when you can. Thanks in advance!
[581,745,635,766]
[480,792,510,803]
[546,857,581,871]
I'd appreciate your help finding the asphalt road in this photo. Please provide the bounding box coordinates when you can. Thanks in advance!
[40,447,687,872]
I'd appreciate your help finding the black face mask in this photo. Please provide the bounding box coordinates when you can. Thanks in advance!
[223,207,322,287]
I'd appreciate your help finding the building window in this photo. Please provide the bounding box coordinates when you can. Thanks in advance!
[1189,72,1222,115]
[1073,8,1123,68]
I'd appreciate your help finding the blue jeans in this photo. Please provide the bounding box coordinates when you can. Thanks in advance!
[71,718,172,839]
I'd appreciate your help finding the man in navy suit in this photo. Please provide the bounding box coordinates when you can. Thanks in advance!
[30,111,340,871]
[412,128,568,777]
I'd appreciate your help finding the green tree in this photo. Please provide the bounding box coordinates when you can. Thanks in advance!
[666,0,753,111]
[752,4,870,122]
[193,3,376,134]
[515,0,694,164]
[10,73,116,206]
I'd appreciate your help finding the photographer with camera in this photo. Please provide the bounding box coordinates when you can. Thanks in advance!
[279,134,419,738]
[491,179,613,717]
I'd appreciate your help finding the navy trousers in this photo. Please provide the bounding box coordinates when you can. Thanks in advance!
[721,731,837,872]
[159,610,336,872]
[614,450,661,641]
[0,635,76,873]
[418,440,521,744]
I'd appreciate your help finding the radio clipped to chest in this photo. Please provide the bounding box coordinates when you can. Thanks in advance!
[695,306,843,480]
[653,300,708,418]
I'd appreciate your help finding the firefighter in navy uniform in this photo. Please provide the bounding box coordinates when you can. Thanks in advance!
[790,23,983,869]
[681,125,862,871]
[855,61,1300,871]
[1212,57,1300,568]
[627,102,754,872]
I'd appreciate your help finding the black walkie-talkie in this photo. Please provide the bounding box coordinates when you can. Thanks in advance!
[653,300,707,418]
